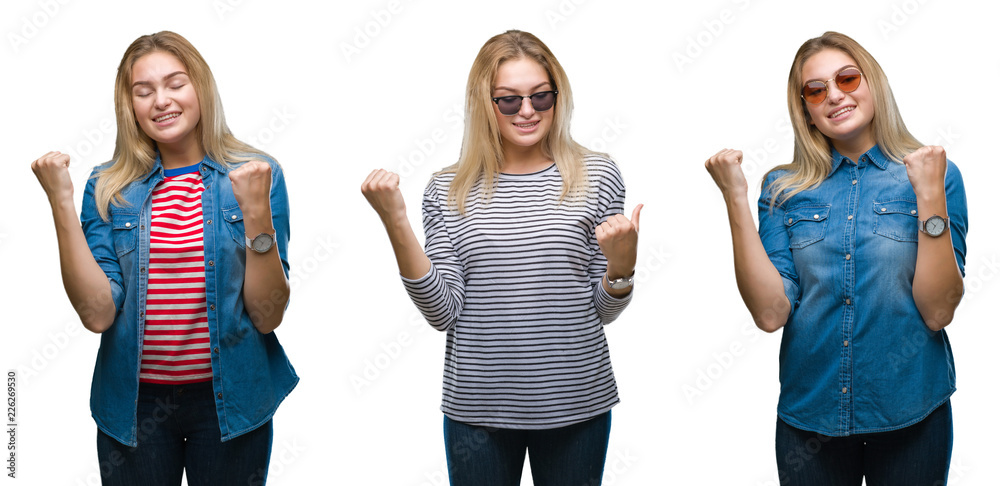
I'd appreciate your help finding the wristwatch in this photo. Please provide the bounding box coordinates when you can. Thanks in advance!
[245,232,276,253]
[605,272,634,290]
[917,215,949,237]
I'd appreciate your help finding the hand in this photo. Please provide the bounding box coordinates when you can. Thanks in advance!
[596,204,643,279]
[229,161,273,221]
[704,149,748,200]
[902,146,947,199]
[31,151,75,205]
[361,169,407,224]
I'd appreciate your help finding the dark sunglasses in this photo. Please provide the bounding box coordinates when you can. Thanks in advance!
[801,67,863,104]
[491,90,558,116]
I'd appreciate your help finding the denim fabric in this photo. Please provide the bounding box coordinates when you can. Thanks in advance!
[82,154,298,447]
[96,381,273,486]
[758,145,967,437]
[774,400,952,485]
[444,411,611,486]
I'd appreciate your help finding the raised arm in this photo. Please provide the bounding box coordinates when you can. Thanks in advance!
[31,152,117,333]
[902,146,967,331]
[705,149,792,332]
[362,169,464,331]
[230,160,291,334]
[360,169,431,279]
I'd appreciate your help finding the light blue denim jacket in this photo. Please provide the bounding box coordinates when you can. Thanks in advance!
[81,154,298,447]
[758,145,968,437]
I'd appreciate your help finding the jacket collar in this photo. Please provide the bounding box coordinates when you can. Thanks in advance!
[829,144,891,176]
[140,152,222,182]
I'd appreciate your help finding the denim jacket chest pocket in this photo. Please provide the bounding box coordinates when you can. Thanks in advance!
[110,208,141,257]
[873,198,919,242]
[784,204,831,249]
[221,204,246,249]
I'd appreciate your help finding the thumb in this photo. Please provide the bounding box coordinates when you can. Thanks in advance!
[630,204,643,233]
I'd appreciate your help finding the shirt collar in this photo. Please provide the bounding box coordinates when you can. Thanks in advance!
[829,145,891,176]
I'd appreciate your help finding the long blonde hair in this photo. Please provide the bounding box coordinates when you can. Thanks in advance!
[765,31,922,206]
[444,30,589,214]
[95,31,270,220]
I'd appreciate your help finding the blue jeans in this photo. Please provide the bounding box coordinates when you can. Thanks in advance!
[775,400,952,486]
[444,411,611,486]
[96,381,273,486]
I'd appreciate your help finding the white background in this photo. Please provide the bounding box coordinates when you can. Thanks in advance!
[3,0,998,484]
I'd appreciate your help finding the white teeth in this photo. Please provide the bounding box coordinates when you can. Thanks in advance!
[155,113,180,122]
[515,121,537,128]
[830,106,854,118]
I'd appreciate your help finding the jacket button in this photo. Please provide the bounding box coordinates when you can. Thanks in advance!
[842,387,848,393]
[210,304,216,311]
[217,392,223,399]
[140,267,146,273]
[207,219,213,225]
[231,215,238,220]
[214,347,219,354]
[124,222,131,228]
[208,260,215,266]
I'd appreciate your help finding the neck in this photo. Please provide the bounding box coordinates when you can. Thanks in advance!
[501,144,551,174]
[158,140,206,170]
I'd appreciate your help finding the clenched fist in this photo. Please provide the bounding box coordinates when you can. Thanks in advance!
[903,146,947,199]
[596,204,643,279]
[361,169,407,224]
[229,161,272,220]
[31,151,75,205]
[705,148,748,199]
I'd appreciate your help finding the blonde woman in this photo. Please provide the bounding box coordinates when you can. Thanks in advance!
[31,31,296,485]
[706,31,967,485]
[362,30,641,485]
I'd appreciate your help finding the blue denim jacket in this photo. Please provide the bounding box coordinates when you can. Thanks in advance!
[758,145,967,437]
[81,154,298,447]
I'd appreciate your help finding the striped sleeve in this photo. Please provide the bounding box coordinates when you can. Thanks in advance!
[400,177,466,331]
[587,158,632,324]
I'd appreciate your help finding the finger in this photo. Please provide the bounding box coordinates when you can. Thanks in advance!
[362,169,385,190]
[630,204,643,233]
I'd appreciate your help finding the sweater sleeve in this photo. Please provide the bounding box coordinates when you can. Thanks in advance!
[400,177,466,331]
[586,157,632,325]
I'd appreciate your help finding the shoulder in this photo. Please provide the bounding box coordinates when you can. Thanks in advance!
[582,153,624,189]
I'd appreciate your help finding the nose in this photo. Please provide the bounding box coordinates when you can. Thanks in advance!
[826,81,846,104]
[154,89,172,110]
[517,96,535,117]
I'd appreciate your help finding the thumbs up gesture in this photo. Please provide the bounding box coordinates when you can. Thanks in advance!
[596,204,643,279]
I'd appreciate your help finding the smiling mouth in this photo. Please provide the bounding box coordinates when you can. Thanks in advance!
[514,121,539,129]
[829,106,854,118]
[154,112,180,123]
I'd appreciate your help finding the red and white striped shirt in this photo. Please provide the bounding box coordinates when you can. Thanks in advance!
[140,164,213,384]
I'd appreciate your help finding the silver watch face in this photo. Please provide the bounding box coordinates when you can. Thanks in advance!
[251,233,274,252]
[925,216,946,237]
